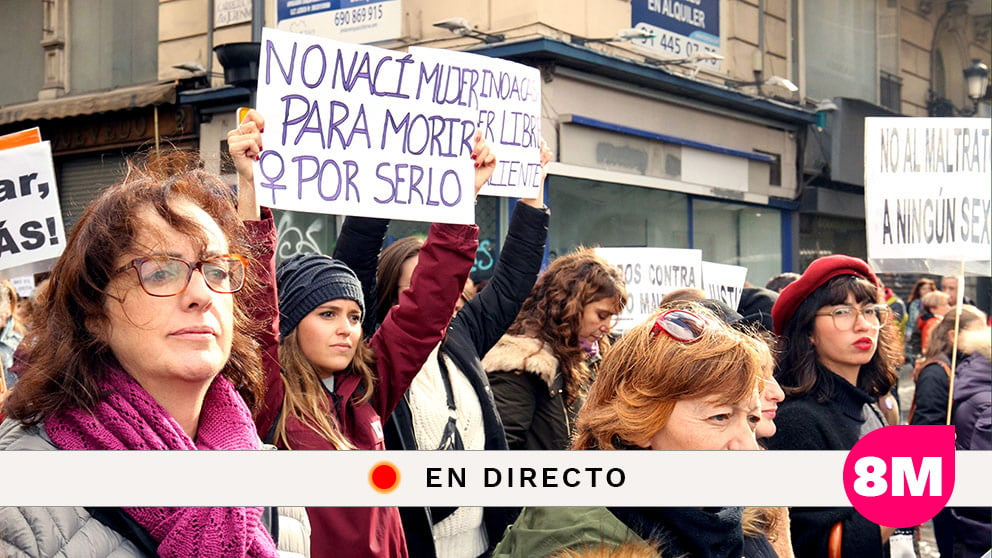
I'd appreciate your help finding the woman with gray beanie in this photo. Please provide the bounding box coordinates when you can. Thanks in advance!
[334,141,552,558]
[228,109,494,558]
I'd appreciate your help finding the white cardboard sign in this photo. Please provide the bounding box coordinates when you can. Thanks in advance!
[702,261,747,310]
[864,117,991,276]
[0,141,67,274]
[596,247,703,332]
[408,46,542,199]
[255,28,543,224]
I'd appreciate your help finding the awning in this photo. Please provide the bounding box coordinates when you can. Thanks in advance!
[0,82,177,126]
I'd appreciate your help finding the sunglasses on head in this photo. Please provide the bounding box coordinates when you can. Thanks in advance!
[649,309,708,343]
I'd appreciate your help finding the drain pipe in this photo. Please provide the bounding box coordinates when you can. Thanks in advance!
[207,0,215,83]
[756,0,765,80]
[253,0,264,42]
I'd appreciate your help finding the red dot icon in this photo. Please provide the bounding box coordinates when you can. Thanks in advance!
[369,462,400,493]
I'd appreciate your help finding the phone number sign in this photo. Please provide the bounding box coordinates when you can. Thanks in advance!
[631,0,721,69]
[276,0,401,44]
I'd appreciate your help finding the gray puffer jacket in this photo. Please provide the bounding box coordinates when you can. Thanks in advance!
[0,420,143,557]
[0,418,312,558]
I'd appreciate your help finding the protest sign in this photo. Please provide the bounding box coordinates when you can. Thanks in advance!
[255,28,540,224]
[864,117,991,276]
[408,46,542,199]
[9,275,35,298]
[596,247,703,332]
[0,141,67,274]
[256,27,477,224]
[702,261,747,310]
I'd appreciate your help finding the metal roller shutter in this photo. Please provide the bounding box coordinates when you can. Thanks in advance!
[57,153,126,234]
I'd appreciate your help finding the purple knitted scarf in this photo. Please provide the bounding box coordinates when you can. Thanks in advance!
[45,366,278,558]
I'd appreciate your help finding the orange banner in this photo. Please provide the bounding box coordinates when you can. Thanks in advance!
[0,127,42,151]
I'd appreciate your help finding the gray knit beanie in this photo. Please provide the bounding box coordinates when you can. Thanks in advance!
[276,253,364,340]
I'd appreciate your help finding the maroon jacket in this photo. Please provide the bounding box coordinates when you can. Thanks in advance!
[246,210,478,558]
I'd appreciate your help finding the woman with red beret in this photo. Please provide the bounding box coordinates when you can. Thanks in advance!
[765,255,900,557]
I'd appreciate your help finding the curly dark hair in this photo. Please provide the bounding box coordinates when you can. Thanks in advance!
[4,150,266,424]
[774,274,897,401]
[507,247,628,405]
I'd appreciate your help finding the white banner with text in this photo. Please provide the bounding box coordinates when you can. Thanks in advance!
[596,247,703,332]
[864,117,991,276]
[254,27,542,224]
[0,140,67,274]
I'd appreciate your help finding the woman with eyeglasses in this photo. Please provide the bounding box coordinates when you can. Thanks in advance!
[493,304,773,557]
[0,152,281,557]
[765,255,899,557]
[228,110,491,558]
[481,248,628,451]
[693,297,793,558]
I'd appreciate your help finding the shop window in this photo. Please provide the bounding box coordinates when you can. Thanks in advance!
[272,209,338,266]
[803,0,877,103]
[798,214,866,270]
[692,199,782,288]
[547,177,689,260]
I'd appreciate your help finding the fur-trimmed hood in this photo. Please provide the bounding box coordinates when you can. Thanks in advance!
[953,327,991,409]
[958,326,991,360]
[482,334,560,389]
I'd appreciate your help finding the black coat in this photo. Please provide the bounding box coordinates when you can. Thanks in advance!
[765,370,887,558]
[483,332,576,451]
[909,357,952,426]
[334,202,549,558]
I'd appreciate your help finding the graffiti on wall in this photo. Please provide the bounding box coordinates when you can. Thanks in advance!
[472,239,497,277]
[276,211,330,262]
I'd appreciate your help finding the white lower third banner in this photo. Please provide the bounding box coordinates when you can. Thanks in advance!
[2,450,990,507]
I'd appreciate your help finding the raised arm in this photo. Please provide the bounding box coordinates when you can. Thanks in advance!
[366,132,493,418]
[227,109,264,221]
[227,110,283,437]
[454,139,551,355]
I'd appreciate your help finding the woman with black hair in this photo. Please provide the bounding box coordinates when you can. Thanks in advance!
[766,255,899,557]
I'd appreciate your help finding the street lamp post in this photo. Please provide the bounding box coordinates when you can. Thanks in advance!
[963,59,990,110]
[927,58,990,117]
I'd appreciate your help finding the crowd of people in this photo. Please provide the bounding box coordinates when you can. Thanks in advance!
[0,109,988,558]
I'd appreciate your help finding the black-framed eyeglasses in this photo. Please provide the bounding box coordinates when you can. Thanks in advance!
[649,309,707,343]
[115,254,247,297]
[814,304,889,330]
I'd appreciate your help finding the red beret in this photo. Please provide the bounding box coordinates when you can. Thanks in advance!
[771,255,880,336]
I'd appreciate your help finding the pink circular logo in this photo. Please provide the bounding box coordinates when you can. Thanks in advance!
[843,425,956,528]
